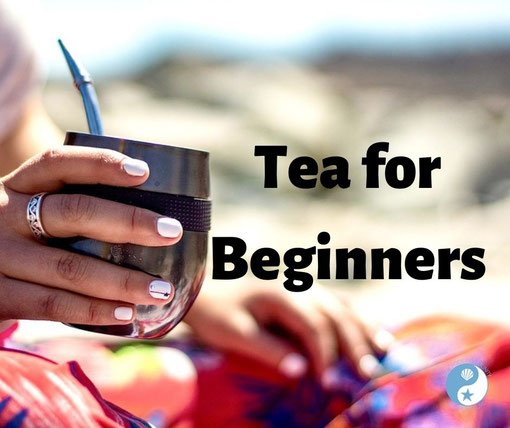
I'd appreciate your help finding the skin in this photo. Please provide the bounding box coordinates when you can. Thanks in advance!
[0,144,182,325]
[0,100,62,177]
[1,96,390,382]
[186,281,387,380]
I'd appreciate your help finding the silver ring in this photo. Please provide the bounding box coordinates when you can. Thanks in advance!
[27,192,51,240]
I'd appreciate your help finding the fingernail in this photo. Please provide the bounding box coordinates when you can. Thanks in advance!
[359,354,383,378]
[279,353,308,378]
[122,158,149,176]
[374,330,395,352]
[157,217,182,238]
[114,307,133,321]
[322,367,342,389]
[149,280,174,300]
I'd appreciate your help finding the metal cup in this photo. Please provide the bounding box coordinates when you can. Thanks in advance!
[49,132,210,339]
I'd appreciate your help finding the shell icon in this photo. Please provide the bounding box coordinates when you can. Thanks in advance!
[461,368,474,381]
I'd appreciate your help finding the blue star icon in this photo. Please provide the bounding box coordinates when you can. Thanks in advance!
[461,389,474,402]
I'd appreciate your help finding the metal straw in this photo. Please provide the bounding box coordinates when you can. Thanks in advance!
[58,39,104,135]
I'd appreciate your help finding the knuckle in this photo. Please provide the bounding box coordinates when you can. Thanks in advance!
[40,294,67,319]
[119,270,133,296]
[56,253,88,283]
[95,150,119,171]
[117,270,145,302]
[97,151,111,168]
[85,300,102,324]
[39,147,64,164]
[127,206,143,234]
[59,194,97,223]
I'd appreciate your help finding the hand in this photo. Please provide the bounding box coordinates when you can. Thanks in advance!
[185,282,393,383]
[0,146,182,325]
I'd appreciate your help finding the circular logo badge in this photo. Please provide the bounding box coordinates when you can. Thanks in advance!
[446,364,488,406]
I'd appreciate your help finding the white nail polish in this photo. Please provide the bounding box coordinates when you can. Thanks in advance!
[122,158,149,176]
[322,367,342,389]
[114,307,133,321]
[374,330,395,351]
[157,217,182,238]
[279,353,307,378]
[149,280,173,300]
[359,354,383,378]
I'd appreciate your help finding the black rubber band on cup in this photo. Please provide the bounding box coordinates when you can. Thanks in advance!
[58,185,211,232]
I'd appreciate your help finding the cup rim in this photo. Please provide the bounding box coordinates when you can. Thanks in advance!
[66,131,210,156]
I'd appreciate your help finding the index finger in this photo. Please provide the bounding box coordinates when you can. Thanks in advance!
[3,146,149,194]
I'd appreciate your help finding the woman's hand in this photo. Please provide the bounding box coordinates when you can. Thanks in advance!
[0,146,182,325]
[185,282,393,383]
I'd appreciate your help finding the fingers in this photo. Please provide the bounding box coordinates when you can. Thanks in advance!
[9,192,182,246]
[353,319,395,357]
[314,287,387,380]
[328,310,383,379]
[248,332,308,379]
[3,146,149,194]
[372,329,396,354]
[0,238,174,306]
[324,302,394,379]
[0,275,136,325]
[39,193,181,244]
[251,294,335,376]
[218,310,308,379]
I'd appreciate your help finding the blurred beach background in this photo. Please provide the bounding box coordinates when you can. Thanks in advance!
[11,0,510,340]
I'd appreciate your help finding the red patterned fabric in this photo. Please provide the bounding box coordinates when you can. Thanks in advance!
[327,316,510,428]
[0,347,152,427]
[2,316,510,427]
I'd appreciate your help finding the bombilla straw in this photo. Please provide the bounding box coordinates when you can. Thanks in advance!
[58,39,104,135]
